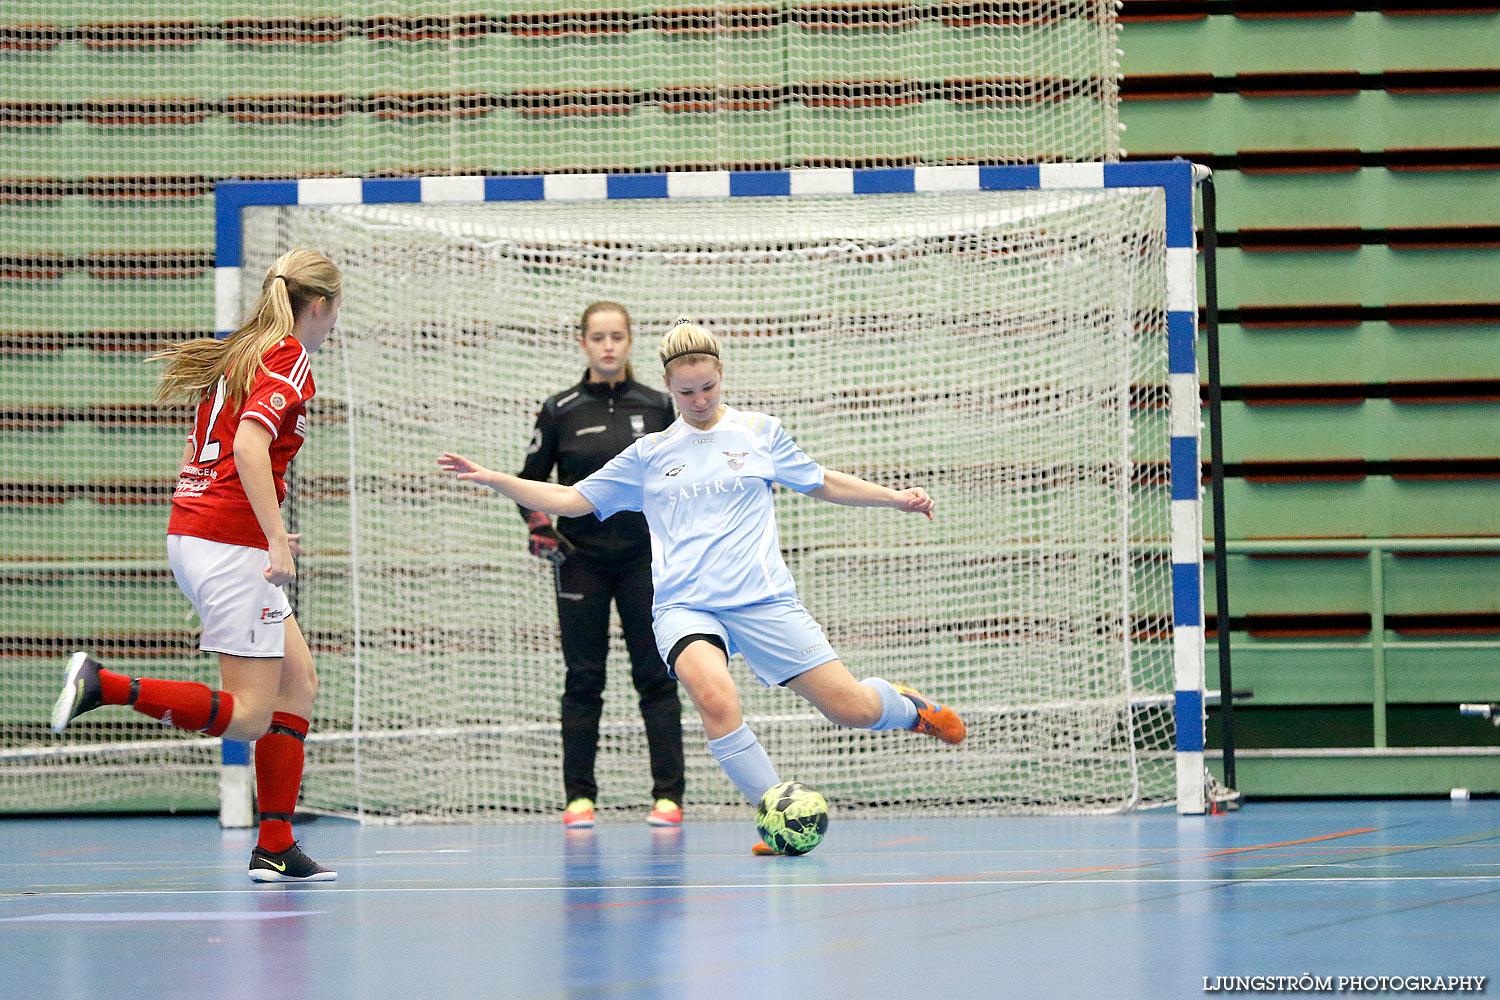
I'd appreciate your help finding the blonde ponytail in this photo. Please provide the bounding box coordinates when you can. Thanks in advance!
[151,249,341,406]
[658,317,721,376]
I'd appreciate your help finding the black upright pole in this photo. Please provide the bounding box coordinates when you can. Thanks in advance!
[1200,172,1236,792]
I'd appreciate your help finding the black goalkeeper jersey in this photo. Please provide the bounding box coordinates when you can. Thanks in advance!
[516,373,675,561]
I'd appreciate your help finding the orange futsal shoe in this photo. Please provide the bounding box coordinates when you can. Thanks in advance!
[751,840,783,857]
[563,798,596,829]
[647,799,682,827]
[892,683,966,745]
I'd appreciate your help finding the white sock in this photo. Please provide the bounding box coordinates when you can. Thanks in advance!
[860,677,918,731]
[707,723,781,806]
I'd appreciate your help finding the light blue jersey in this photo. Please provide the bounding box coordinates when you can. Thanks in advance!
[574,406,825,613]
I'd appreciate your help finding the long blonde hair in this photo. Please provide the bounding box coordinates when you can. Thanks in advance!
[151,249,341,406]
[657,317,721,378]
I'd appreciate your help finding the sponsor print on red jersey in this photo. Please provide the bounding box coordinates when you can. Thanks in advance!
[168,337,314,549]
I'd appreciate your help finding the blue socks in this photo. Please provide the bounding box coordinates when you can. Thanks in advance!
[860,678,918,731]
[707,723,781,806]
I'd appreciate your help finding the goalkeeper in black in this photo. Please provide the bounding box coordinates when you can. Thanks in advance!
[516,301,684,829]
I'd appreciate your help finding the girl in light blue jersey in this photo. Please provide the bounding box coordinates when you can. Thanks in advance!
[440,319,965,854]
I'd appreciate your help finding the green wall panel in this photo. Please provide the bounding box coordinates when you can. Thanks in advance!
[1208,643,1377,704]
[1201,323,1500,384]
[1217,400,1500,463]
[0,424,183,482]
[1,274,210,331]
[1209,246,1500,309]
[1123,92,1500,157]
[1218,553,1371,615]
[1384,555,1500,614]
[1384,647,1500,702]
[1121,11,1500,75]
[2,500,169,562]
[1205,169,1500,230]
[1208,479,1500,540]
[1,349,163,407]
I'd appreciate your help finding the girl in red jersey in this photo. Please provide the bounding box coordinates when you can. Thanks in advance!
[50,248,342,883]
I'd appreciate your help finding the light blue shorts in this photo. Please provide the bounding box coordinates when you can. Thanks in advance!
[653,598,838,687]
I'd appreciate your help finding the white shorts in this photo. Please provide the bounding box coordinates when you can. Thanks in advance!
[654,598,837,688]
[167,534,291,658]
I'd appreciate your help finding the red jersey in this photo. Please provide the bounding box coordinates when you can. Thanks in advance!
[168,337,314,549]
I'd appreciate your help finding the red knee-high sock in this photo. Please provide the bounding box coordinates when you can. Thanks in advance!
[128,676,235,737]
[97,668,133,706]
[256,712,308,853]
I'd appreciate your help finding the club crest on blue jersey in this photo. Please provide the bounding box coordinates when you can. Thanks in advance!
[723,451,747,470]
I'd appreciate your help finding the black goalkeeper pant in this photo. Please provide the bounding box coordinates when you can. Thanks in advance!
[555,552,685,805]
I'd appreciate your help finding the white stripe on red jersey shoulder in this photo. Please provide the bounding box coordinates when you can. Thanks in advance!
[259,337,310,395]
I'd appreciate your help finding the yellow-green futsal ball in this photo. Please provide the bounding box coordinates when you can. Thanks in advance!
[756,780,829,856]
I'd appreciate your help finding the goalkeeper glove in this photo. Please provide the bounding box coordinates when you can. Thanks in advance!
[526,511,575,567]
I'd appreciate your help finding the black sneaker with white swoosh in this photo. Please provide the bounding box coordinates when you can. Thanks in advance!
[50,651,104,734]
[248,843,337,883]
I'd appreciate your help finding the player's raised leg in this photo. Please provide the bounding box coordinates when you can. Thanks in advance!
[51,651,238,737]
[786,660,966,746]
[52,535,287,742]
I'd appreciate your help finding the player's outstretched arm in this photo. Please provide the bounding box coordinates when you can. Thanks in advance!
[438,452,596,518]
[807,469,934,519]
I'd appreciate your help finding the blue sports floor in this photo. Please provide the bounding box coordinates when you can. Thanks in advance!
[2,800,1497,1000]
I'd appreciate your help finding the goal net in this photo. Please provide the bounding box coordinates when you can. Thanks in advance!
[221,177,1191,821]
[0,2,1130,816]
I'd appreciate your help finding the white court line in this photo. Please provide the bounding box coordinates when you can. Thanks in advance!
[0,910,324,923]
[7,873,1500,900]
